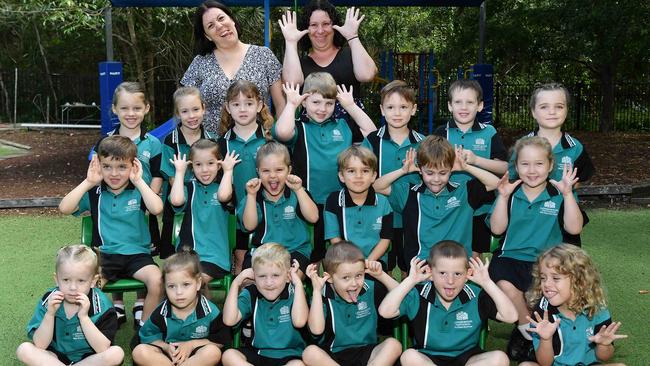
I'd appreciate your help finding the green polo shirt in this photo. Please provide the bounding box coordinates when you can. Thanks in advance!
[389,180,494,262]
[26,287,118,363]
[488,184,570,262]
[399,282,497,357]
[161,125,214,181]
[508,131,595,184]
[238,283,306,358]
[75,183,150,255]
[317,280,386,353]
[139,296,230,345]
[531,297,612,366]
[172,180,231,272]
[218,126,268,205]
[236,188,312,258]
[362,126,424,228]
[273,115,363,204]
[324,187,393,263]
[97,127,162,185]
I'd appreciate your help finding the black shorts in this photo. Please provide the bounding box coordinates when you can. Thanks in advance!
[330,344,376,366]
[243,249,310,274]
[388,227,406,272]
[200,260,230,280]
[310,204,326,263]
[147,343,205,361]
[488,254,534,292]
[239,347,301,366]
[47,346,94,365]
[235,228,251,250]
[421,347,483,366]
[472,214,492,254]
[99,252,157,281]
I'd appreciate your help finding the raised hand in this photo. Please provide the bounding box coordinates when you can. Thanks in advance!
[171,153,189,174]
[336,84,355,108]
[283,82,310,107]
[129,158,143,184]
[306,263,329,292]
[285,174,303,191]
[235,268,255,288]
[526,310,560,341]
[365,260,383,278]
[245,177,262,196]
[453,145,468,172]
[220,150,241,172]
[588,321,628,346]
[549,163,579,195]
[496,172,522,197]
[407,257,431,283]
[466,257,492,288]
[75,293,91,318]
[86,155,103,185]
[46,290,64,315]
[401,148,419,174]
[278,10,308,43]
[460,147,477,165]
[332,7,365,40]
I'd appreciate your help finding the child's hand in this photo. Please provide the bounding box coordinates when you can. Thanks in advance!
[336,84,355,109]
[365,260,383,278]
[170,341,194,365]
[129,158,143,184]
[283,82,310,107]
[407,257,431,283]
[496,172,522,197]
[46,291,64,315]
[460,148,477,165]
[306,263,329,292]
[86,155,103,185]
[220,150,241,172]
[588,321,627,346]
[171,153,189,174]
[549,163,579,196]
[401,148,419,174]
[289,259,303,285]
[278,10,308,43]
[526,310,560,341]
[245,178,262,196]
[75,293,91,319]
[286,174,303,192]
[466,257,492,288]
[236,268,255,287]
[332,7,364,40]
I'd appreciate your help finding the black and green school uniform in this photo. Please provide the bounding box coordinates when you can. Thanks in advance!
[97,126,162,185]
[237,283,306,359]
[316,280,387,353]
[139,295,230,345]
[26,287,118,363]
[388,180,494,262]
[172,180,231,273]
[399,282,497,358]
[324,187,393,263]
[75,182,150,255]
[236,188,312,259]
[161,125,214,182]
[508,131,595,184]
[531,297,612,366]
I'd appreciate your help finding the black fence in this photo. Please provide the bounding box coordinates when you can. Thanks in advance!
[1,70,649,132]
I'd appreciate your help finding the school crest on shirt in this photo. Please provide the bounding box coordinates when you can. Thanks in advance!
[283,206,296,220]
[454,311,473,329]
[210,192,221,206]
[140,150,151,162]
[372,217,382,231]
[445,196,461,210]
[72,325,85,340]
[472,138,487,152]
[586,326,594,338]
[278,305,291,323]
[540,200,559,216]
[356,301,371,318]
[332,129,344,142]
[125,198,140,212]
[192,325,209,338]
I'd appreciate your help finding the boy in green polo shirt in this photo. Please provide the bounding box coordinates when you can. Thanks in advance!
[324,146,393,267]
[274,72,377,263]
[302,241,402,366]
[434,79,507,257]
[378,240,517,366]
[222,243,309,366]
[373,136,500,266]
[59,135,164,327]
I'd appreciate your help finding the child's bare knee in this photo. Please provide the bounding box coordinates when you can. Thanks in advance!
[104,346,125,365]
[15,342,34,361]
[302,345,323,363]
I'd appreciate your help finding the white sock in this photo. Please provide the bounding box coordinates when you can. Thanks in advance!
[139,320,145,327]
[114,303,125,310]
[518,323,533,340]
[133,301,144,321]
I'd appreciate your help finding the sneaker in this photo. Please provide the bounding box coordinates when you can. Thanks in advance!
[115,306,126,327]
[507,326,535,362]
[132,304,144,330]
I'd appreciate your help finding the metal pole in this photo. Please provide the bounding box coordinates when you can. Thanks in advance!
[13,68,17,127]
[478,1,486,64]
[264,0,270,47]
[105,6,114,61]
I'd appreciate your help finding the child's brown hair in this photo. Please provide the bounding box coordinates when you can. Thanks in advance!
[322,241,365,274]
[529,82,571,110]
[427,240,468,268]
[112,81,149,106]
[381,80,416,105]
[337,145,377,173]
[303,72,337,99]
[189,138,221,162]
[416,135,455,170]
[219,80,273,140]
[448,79,483,103]
[97,135,137,162]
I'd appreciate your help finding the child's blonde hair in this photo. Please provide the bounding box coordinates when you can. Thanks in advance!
[98,135,137,162]
[417,135,455,170]
[112,81,149,106]
[252,243,291,273]
[337,145,377,173]
[219,80,273,140]
[189,138,221,162]
[173,86,205,117]
[527,244,607,318]
[529,82,570,110]
[380,80,416,105]
[303,72,337,99]
[256,141,291,169]
[322,241,365,274]
[514,136,554,170]
[56,244,99,276]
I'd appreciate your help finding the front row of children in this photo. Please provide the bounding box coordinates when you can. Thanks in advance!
[18,240,625,366]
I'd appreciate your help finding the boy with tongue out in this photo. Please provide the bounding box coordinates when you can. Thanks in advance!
[302,241,402,366]
[378,240,517,366]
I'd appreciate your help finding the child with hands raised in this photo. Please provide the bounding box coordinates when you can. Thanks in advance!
[519,244,626,366]
[379,241,517,366]
[169,139,240,282]
[17,245,124,366]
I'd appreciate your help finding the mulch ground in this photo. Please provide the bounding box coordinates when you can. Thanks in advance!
[1,128,649,202]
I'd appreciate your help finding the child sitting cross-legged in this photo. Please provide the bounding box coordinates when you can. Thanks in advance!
[379,240,518,366]
[302,241,402,366]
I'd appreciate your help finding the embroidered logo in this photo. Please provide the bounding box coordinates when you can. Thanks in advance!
[280,305,290,315]
[561,156,572,165]
[72,325,85,340]
[456,311,469,321]
[278,305,291,323]
[142,150,151,159]
[192,325,209,338]
[356,301,371,318]
[372,216,382,231]
[283,206,296,220]
[454,311,473,329]
[475,138,485,145]
[472,138,487,152]
[213,193,218,200]
[332,129,344,141]
[445,196,460,209]
[586,326,594,337]
[125,198,140,212]
[540,200,559,216]
[544,201,556,209]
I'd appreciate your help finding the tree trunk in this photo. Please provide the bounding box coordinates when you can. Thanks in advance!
[598,64,615,132]
[127,9,145,98]
[144,10,156,125]
[34,22,58,122]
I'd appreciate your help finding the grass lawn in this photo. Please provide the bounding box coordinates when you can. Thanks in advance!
[1,209,648,365]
